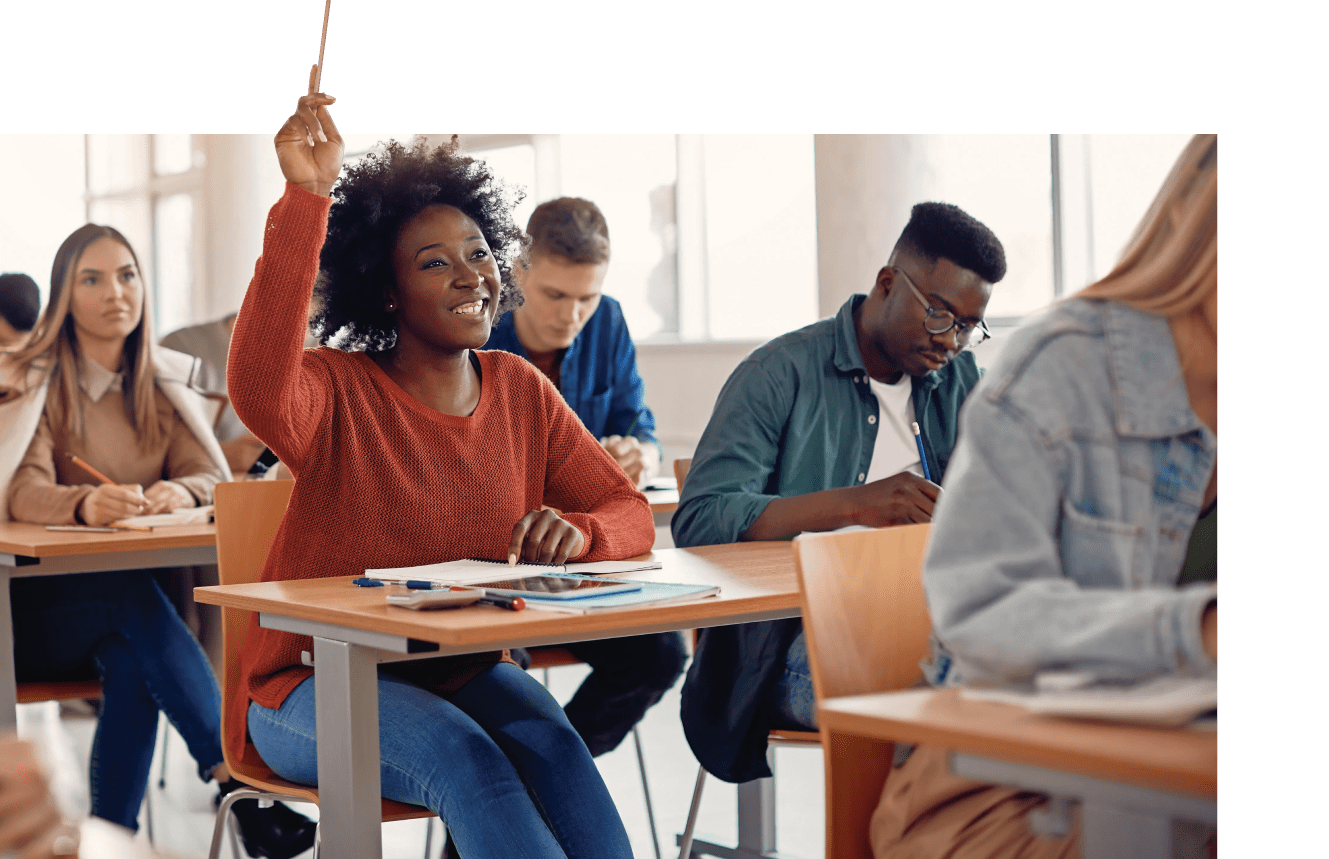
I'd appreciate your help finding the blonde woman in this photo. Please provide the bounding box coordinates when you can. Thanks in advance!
[0,225,315,857]
[872,135,1217,858]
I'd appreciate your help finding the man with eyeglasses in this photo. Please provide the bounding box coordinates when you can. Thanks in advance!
[673,202,1006,784]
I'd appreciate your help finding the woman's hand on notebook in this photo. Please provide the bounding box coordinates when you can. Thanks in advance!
[143,480,194,515]
[508,510,586,565]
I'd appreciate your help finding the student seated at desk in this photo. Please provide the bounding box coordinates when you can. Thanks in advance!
[673,203,1007,784]
[484,197,685,759]
[0,225,315,857]
[872,135,1219,858]
[226,92,653,859]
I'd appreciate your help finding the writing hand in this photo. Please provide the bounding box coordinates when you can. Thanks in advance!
[142,480,195,515]
[600,435,650,487]
[274,93,344,197]
[507,510,586,565]
[78,484,147,526]
[849,471,942,527]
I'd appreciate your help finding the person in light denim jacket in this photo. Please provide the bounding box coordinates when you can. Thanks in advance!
[871,134,1218,859]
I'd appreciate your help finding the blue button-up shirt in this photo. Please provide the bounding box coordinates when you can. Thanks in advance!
[923,298,1217,687]
[483,296,659,450]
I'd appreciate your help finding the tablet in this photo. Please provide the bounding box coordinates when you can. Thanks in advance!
[471,574,642,601]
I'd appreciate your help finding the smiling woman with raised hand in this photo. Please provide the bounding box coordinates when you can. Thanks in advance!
[225,92,651,858]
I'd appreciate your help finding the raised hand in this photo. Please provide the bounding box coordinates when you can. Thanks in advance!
[274,93,344,197]
[507,509,586,565]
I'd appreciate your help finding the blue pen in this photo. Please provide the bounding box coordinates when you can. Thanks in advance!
[351,577,384,588]
[911,422,933,482]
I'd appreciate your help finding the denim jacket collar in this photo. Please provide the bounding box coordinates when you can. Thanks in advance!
[1103,300,1204,440]
[831,294,943,395]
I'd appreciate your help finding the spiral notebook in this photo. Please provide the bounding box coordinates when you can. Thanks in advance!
[364,557,663,586]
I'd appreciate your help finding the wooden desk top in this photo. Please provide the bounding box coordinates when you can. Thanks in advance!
[820,688,1216,798]
[0,520,217,559]
[195,542,797,649]
[644,488,679,513]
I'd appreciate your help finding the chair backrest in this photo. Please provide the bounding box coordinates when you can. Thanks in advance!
[673,457,691,491]
[792,523,932,704]
[213,479,297,780]
[793,523,933,859]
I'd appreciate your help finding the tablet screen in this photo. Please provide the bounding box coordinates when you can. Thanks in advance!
[471,575,641,600]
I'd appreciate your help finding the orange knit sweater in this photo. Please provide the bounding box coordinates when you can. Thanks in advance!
[225,183,655,761]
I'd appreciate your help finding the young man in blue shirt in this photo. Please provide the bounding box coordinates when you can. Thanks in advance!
[485,197,683,756]
[673,202,1007,783]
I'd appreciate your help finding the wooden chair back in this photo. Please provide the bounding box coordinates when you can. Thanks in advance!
[213,479,431,821]
[791,523,933,859]
[673,458,691,490]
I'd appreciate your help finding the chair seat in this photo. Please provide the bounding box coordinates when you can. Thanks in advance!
[16,680,103,704]
[231,743,433,822]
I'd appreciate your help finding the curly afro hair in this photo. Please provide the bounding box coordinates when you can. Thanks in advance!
[314,136,528,352]
[894,202,1007,284]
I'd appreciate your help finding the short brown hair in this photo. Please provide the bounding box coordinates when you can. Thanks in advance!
[526,197,610,265]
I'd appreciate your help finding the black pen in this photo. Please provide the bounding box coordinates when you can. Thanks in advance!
[478,593,526,611]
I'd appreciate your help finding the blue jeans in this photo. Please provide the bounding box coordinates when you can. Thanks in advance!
[768,629,817,730]
[248,663,632,859]
[12,571,225,830]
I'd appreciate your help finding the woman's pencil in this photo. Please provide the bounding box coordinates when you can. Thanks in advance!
[66,453,115,487]
[314,0,332,93]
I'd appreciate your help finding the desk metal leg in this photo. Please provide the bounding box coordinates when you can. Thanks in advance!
[0,569,16,731]
[313,636,383,859]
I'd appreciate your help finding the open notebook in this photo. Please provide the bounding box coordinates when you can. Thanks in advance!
[110,504,215,529]
[364,557,664,586]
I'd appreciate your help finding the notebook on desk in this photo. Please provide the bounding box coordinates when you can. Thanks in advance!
[514,577,720,614]
[364,557,664,586]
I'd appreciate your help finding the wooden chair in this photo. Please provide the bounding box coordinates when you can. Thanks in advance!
[674,456,820,859]
[792,523,933,859]
[207,480,437,859]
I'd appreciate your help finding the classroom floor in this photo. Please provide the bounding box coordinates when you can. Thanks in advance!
[21,659,826,859]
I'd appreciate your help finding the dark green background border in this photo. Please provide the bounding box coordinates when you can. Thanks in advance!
[0,3,1307,856]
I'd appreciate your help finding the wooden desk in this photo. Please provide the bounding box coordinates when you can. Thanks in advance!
[819,688,1216,859]
[644,487,679,514]
[195,541,799,859]
[0,521,218,729]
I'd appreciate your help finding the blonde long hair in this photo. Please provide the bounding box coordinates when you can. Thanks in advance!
[1077,134,1216,316]
[13,224,165,450]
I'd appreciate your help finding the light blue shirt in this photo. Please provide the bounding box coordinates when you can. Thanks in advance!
[923,298,1217,686]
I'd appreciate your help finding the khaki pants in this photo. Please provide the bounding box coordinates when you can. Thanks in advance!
[870,744,1082,859]
[870,745,1215,859]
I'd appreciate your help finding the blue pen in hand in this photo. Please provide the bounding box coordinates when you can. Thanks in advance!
[911,422,933,482]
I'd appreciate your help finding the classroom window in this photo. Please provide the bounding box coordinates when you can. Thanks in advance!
[84,134,205,341]
[460,134,819,343]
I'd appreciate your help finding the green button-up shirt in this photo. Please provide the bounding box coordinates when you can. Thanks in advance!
[672,294,981,548]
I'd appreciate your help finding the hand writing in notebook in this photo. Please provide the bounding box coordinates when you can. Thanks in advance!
[508,509,585,565]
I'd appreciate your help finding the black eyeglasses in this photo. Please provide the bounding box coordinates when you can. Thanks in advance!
[895,268,991,349]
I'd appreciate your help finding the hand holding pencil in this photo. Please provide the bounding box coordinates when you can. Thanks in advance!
[66,453,148,527]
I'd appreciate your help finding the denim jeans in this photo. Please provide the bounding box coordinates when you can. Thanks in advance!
[768,629,818,731]
[247,663,632,859]
[12,570,225,830]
